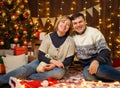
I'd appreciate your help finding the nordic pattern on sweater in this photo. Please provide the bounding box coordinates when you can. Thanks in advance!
[73,26,110,60]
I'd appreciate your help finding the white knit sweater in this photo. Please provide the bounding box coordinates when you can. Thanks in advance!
[73,26,110,60]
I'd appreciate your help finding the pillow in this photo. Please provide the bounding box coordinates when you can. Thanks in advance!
[6,54,28,64]
[2,54,28,73]
[112,59,120,67]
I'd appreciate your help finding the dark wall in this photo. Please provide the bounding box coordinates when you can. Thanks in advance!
[28,0,99,17]
[28,0,38,17]
[28,0,120,59]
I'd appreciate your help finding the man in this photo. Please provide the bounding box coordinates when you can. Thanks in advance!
[71,12,120,82]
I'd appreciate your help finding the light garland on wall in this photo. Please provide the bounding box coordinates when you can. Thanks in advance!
[114,5,120,58]
[83,0,87,18]
[37,0,50,17]
[37,1,41,19]
[98,0,102,30]
[45,0,50,17]
[108,0,113,48]
[70,0,76,13]
[59,0,64,17]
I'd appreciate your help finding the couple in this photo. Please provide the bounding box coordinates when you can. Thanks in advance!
[1,12,120,86]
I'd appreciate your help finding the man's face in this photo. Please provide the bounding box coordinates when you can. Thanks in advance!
[72,16,87,34]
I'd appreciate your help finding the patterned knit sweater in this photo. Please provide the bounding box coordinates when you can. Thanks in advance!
[73,26,112,66]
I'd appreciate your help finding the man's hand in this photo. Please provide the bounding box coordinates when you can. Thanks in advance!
[88,60,99,74]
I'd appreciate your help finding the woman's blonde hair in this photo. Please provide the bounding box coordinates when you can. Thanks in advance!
[53,16,72,35]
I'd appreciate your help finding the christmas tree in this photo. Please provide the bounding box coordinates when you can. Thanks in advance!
[0,0,36,49]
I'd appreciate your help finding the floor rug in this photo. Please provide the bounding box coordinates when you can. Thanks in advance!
[9,65,120,88]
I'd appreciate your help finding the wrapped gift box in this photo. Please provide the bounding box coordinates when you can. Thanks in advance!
[0,64,5,74]
[14,47,27,55]
[0,56,5,74]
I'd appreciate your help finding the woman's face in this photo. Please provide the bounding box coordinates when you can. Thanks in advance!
[72,16,87,34]
[57,18,71,36]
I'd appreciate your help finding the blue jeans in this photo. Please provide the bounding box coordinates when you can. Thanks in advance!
[83,64,120,82]
[0,60,66,86]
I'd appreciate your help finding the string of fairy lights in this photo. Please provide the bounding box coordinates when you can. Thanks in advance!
[83,0,87,18]
[71,0,76,14]
[45,0,50,17]
[59,0,64,17]
[108,0,113,48]
[115,1,120,58]
[98,1,102,30]
[36,0,120,58]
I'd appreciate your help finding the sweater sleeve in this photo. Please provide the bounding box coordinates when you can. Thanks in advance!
[62,55,74,66]
[95,49,112,65]
[38,51,51,64]
[93,30,112,65]
[66,37,76,58]
[38,50,75,66]
[38,34,51,63]
[62,37,75,66]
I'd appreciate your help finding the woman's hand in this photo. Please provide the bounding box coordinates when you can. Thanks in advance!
[88,60,99,74]
[44,64,56,71]
[50,59,64,68]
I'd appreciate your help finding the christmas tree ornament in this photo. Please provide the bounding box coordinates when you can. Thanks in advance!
[23,40,28,45]
[28,19,33,25]
[5,18,8,22]
[0,40,4,45]
[33,34,36,38]
[14,37,19,43]
[23,30,27,34]
[2,12,6,17]
[22,28,27,31]
[22,14,27,19]
[28,19,33,22]
[19,2,24,9]
[16,9,21,15]
[11,15,17,21]
[33,32,37,37]
[14,24,19,30]
[0,2,4,7]
[1,24,5,28]
[16,0,21,4]
[5,31,9,35]
[29,21,33,25]
[15,33,21,38]
[24,0,28,3]
[7,0,13,5]
[25,9,31,15]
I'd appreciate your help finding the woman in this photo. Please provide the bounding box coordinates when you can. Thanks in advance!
[0,16,75,86]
